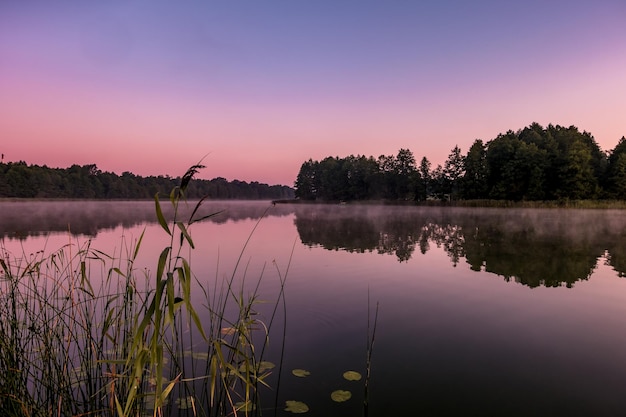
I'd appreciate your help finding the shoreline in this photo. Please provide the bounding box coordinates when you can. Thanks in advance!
[272,198,626,209]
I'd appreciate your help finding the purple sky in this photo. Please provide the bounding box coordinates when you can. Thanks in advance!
[1,1,625,186]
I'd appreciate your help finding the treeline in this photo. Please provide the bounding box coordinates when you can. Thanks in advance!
[295,123,626,201]
[0,162,294,200]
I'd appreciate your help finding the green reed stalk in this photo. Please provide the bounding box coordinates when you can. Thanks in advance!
[363,293,379,417]
[1,164,288,417]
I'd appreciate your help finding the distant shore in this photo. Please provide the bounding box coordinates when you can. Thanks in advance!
[272,198,626,209]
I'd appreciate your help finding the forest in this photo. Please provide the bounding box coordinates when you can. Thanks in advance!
[295,123,626,201]
[0,162,294,200]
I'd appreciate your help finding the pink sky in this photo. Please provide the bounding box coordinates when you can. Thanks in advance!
[1,1,626,186]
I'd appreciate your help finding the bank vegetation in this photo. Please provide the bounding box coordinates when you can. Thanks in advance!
[295,123,626,205]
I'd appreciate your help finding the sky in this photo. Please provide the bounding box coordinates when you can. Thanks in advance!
[1,1,626,186]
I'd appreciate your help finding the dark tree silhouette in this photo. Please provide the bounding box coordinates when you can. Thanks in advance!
[0,162,294,200]
[294,123,620,203]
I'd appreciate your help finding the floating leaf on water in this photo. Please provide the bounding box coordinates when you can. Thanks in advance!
[292,369,311,377]
[175,396,194,410]
[258,361,275,372]
[235,401,256,412]
[343,371,362,381]
[192,352,209,361]
[238,360,275,373]
[331,390,352,402]
[221,327,236,335]
[285,400,309,413]
[148,375,168,388]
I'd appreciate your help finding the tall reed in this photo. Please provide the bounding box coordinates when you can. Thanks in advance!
[0,165,287,417]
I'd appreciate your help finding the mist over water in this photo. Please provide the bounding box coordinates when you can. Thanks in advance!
[0,200,293,239]
[292,204,626,286]
[3,201,626,415]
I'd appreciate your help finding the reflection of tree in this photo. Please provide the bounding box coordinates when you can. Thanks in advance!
[293,205,626,288]
[294,205,418,262]
[378,231,414,262]
[297,215,380,253]
[423,224,465,267]
[464,228,598,287]
[0,201,294,240]
[9,201,626,287]
[376,218,417,262]
[603,235,626,278]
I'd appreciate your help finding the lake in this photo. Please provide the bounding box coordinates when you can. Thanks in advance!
[2,200,626,416]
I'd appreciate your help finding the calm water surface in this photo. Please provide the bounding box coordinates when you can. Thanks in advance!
[3,200,626,416]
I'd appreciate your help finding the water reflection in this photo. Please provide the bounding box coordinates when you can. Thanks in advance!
[293,205,626,287]
[3,201,626,415]
[4,201,626,288]
[0,200,293,239]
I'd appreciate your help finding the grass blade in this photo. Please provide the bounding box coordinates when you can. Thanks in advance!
[154,193,171,236]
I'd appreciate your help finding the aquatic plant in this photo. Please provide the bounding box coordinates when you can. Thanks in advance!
[331,390,352,402]
[343,371,362,381]
[284,400,309,413]
[0,164,288,416]
[291,369,310,378]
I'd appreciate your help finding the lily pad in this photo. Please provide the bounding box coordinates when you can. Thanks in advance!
[239,360,276,373]
[148,375,168,388]
[259,361,276,372]
[183,349,209,360]
[192,352,209,360]
[175,396,194,410]
[331,390,352,402]
[285,400,309,413]
[292,369,311,377]
[343,371,362,381]
[235,401,256,411]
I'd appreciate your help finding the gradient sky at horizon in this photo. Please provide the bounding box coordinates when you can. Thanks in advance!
[1,1,625,186]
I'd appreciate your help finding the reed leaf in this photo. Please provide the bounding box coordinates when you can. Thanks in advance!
[132,229,145,261]
[0,164,288,417]
[79,260,94,297]
[154,194,171,236]
[166,272,176,328]
[176,221,195,249]
[158,372,181,408]
[114,395,124,417]
[156,247,170,280]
